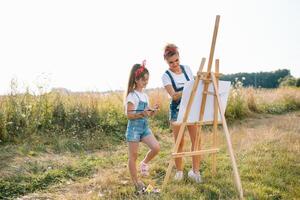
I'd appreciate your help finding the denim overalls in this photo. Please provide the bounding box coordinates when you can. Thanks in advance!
[126,92,152,142]
[165,65,190,121]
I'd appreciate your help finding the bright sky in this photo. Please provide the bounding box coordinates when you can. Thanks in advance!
[1,0,299,94]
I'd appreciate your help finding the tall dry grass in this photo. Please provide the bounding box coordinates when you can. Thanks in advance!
[0,87,299,144]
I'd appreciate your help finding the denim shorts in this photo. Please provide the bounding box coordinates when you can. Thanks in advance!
[169,99,181,121]
[169,107,179,121]
[126,118,152,142]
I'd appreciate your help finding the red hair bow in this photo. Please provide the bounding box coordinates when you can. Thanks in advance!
[135,60,146,77]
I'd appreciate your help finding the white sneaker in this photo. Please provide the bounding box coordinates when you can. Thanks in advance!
[174,171,183,181]
[188,169,202,183]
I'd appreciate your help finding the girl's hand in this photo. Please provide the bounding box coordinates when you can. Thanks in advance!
[147,110,154,117]
[148,105,159,117]
[142,110,150,117]
[152,104,159,115]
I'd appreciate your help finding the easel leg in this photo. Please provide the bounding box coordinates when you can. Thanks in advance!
[211,74,244,199]
[212,124,217,176]
[193,58,207,170]
[212,59,219,176]
[162,158,175,188]
[194,125,202,162]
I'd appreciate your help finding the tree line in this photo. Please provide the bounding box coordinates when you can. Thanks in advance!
[220,69,300,88]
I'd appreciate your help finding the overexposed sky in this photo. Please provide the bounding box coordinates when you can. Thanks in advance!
[1,0,299,94]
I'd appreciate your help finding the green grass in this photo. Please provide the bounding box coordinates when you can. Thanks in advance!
[0,150,130,199]
[0,156,95,199]
[0,123,299,199]
[0,88,300,199]
[240,140,300,199]
[94,112,300,200]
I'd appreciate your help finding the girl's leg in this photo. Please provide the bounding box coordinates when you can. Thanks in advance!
[128,142,140,185]
[141,134,160,164]
[187,125,201,172]
[171,122,185,171]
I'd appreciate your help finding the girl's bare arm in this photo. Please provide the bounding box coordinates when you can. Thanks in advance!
[126,102,148,119]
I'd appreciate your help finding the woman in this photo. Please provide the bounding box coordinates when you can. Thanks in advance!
[161,44,201,183]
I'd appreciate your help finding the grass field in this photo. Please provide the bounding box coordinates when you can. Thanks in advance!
[0,87,300,199]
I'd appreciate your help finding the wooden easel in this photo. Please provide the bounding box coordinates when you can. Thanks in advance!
[162,15,244,199]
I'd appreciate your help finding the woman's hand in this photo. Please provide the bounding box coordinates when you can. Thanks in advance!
[172,92,182,101]
[164,85,182,101]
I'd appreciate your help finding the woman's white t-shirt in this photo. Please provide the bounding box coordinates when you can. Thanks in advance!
[161,65,194,89]
[125,90,149,113]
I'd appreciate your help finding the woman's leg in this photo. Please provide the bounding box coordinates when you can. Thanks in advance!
[141,134,160,163]
[128,142,140,184]
[171,122,185,171]
[187,125,201,172]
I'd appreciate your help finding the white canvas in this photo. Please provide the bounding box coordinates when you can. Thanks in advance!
[176,80,231,123]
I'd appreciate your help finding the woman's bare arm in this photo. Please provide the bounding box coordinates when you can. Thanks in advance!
[164,85,182,101]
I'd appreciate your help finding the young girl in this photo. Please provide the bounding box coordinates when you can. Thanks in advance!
[124,60,160,193]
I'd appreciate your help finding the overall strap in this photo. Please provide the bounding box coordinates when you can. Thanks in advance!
[165,65,190,92]
[180,65,190,81]
[165,70,180,92]
[133,91,141,101]
[133,91,148,104]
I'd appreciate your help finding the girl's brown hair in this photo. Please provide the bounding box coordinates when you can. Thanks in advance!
[124,63,149,101]
[164,43,179,59]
